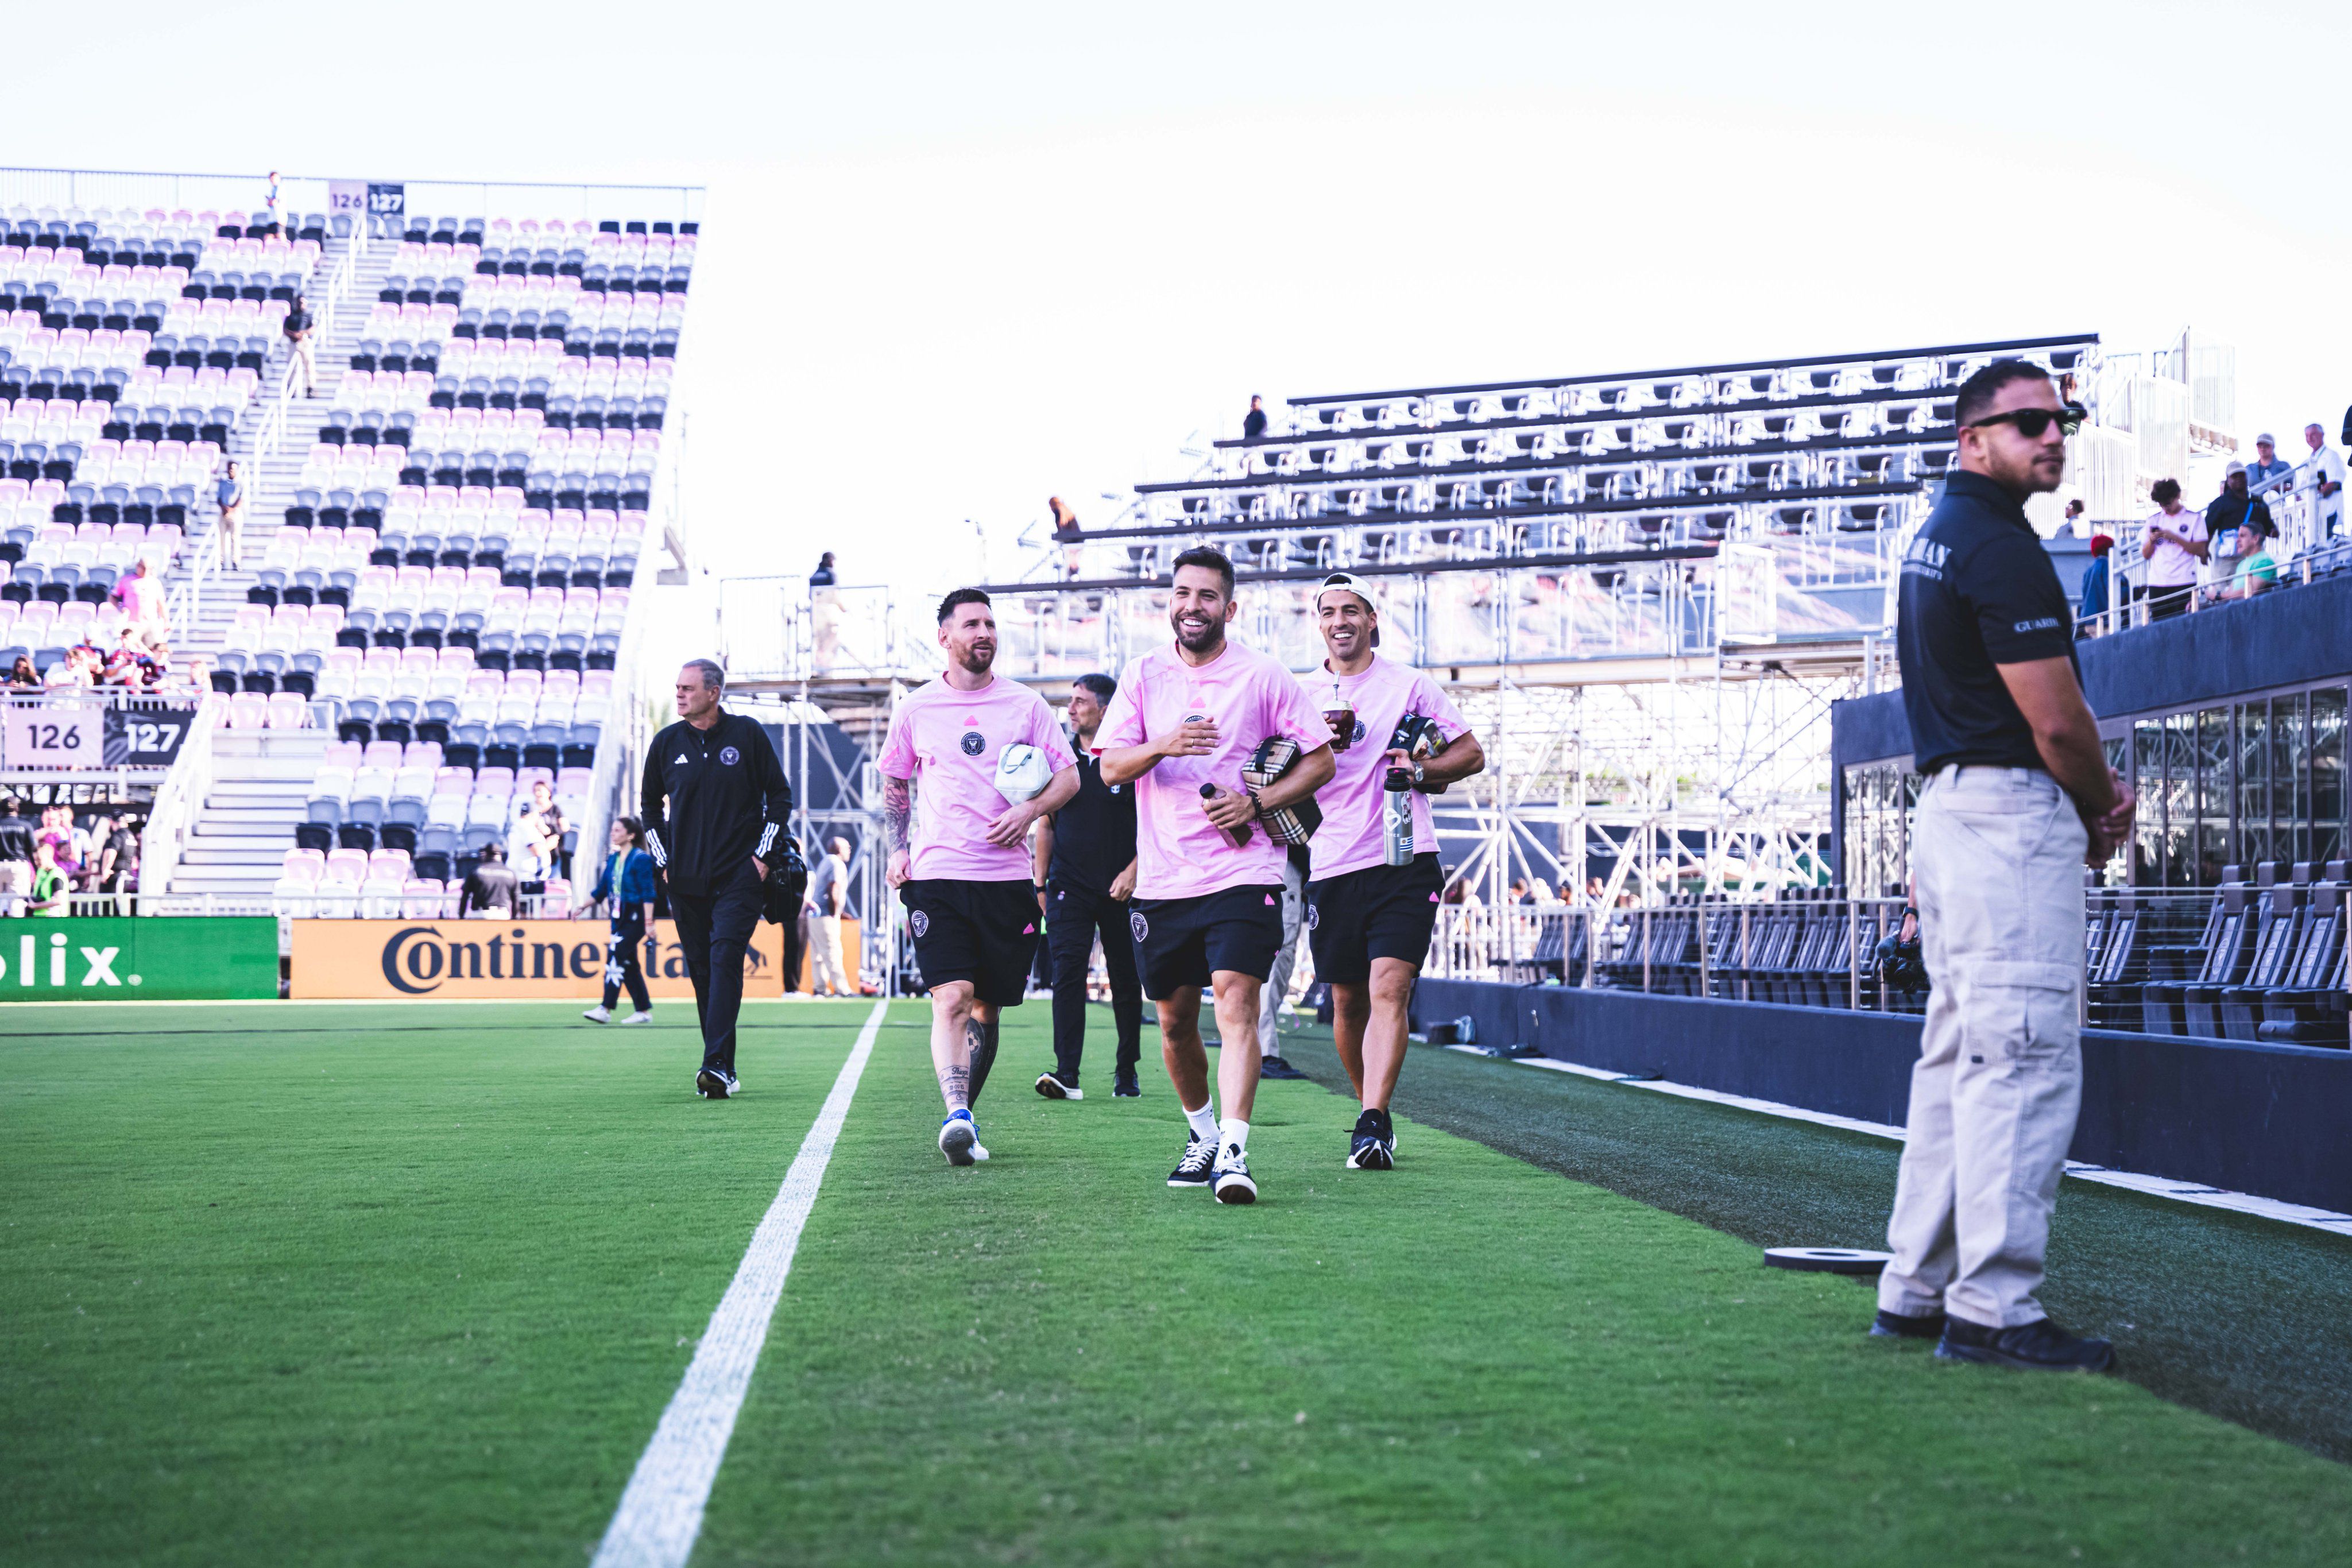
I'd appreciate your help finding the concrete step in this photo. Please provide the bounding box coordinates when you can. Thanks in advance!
[185,830,300,851]
[168,875,284,896]
[193,810,310,833]
[183,846,295,866]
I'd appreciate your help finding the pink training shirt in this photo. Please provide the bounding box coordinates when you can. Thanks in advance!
[877,674,1074,881]
[1097,637,1328,899]
[1306,655,1471,881]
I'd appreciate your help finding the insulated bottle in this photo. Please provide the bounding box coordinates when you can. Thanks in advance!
[1383,768,1415,866]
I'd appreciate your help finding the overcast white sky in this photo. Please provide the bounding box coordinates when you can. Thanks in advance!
[16,2,2351,621]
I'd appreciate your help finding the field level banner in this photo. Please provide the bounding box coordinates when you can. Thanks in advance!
[291,919,786,1000]
[0,917,276,1000]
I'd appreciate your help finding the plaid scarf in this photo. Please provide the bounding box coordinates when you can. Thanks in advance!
[1240,736,1322,846]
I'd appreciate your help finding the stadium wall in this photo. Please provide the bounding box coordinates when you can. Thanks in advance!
[1407,977,2352,1214]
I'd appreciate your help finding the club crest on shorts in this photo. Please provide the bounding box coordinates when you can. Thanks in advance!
[1306,901,1320,930]
[911,909,930,938]
[960,730,985,756]
[719,745,740,766]
[1130,909,1148,943]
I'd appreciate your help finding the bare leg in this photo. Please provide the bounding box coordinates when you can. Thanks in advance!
[968,1001,1001,1105]
[929,980,977,1113]
[1330,982,1372,1100]
[1210,970,1264,1123]
[1357,958,1419,1111]
[1157,988,1208,1111]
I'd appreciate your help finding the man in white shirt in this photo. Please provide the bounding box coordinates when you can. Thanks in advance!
[2137,478,2205,621]
[2297,422,2345,557]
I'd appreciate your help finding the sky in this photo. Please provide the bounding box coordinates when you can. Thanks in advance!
[13,2,2351,651]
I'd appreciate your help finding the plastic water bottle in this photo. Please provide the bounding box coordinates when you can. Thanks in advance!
[1383,767,1415,866]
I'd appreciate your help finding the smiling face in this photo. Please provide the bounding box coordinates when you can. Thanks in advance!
[1956,374,2068,497]
[1317,589,1375,666]
[1169,564,1236,654]
[939,600,997,676]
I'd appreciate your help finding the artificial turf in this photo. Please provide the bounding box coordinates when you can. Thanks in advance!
[4,998,2350,1566]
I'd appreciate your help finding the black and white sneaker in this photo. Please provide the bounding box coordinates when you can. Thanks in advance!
[1346,1108,1394,1170]
[1112,1070,1141,1098]
[1259,1054,1307,1081]
[939,1112,980,1167]
[1167,1136,1216,1188]
[1034,1071,1083,1101]
[696,1068,729,1100]
[1212,1143,1258,1205]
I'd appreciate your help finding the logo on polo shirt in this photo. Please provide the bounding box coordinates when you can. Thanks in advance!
[960,730,985,756]
[2013,617,2060,634]
[719,746,741,765]
[911,909,930,938]
[1130,909,1148,943]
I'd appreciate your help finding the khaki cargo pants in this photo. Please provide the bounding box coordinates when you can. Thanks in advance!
[1879,765,2087,1329]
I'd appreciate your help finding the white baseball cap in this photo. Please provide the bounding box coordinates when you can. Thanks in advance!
[1314,572,1382,646]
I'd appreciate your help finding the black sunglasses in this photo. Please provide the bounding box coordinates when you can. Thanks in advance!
[1964,402,2087,440]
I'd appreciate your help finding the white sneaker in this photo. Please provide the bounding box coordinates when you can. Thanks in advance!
[582,1005,611,1023]
[619,1011,653,1025]
[939,1113,979,1166]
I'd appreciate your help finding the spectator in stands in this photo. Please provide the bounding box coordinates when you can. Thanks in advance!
[2216,498,2280,602]
[2298,421,2345,552]
[5,656,37,693]
[2075,535,2114,635]
[810,551,836,589]
[1243,395,1268,442]
[1583,874,1605,904]
[2246,432,2293,494]
[1508,877,1536,905]
[1882,357,2132,1371]
[458,842,518,919]
[37,807,80,883]
[80,815,113,895]
[1050,495,1083,579]
[27,841,66,917]
[0,799,32,916]
[2201,463,2276,605]
[284,292,317,398]
[2137,478,2205,620]
[2061,498,2087,539]
[110,556,169,642]
[215,461,245,570]
[98,636,145,690]
[44,647,91,688]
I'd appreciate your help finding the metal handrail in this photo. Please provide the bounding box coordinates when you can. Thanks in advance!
[135,691,222,901]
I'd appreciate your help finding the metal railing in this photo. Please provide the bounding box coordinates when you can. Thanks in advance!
[0,166,703,226]
[136,692,222,903]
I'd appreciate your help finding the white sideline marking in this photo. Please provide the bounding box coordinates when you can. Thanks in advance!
[591,997,889,1568]
[1459,1045,2352,1238]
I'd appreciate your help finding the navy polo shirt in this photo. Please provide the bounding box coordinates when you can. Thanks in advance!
[1046,750,1137,896]
[1896,469,2079,775]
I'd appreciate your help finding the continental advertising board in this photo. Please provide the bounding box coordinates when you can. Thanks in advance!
[0,917,278,1000]
[290,919,787,1000]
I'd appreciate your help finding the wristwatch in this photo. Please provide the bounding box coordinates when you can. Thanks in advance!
[1410,760,1427,787]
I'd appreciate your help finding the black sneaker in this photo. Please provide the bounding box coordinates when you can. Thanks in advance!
[1167,1136,1215,1188]
[1212,1143,1258,1204]
[1034,1071,1083,1101]
[1936,1315,2115,1372]
[696,1068,729,1100]
[1259,1055,1307,1081]
[1346,1108,1394,1170]
[1870,1308,1946,1340]
[1112,1070,1141,1098]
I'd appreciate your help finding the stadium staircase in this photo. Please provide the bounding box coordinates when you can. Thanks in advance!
[165,727,328,904]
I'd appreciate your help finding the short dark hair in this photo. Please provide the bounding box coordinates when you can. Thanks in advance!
[2150,478,2181,506]
[1071,673,1117,702]
[614,814,644,846]
[1171,545,1235,596]
[937,587,991,625]
[482,842,505,861]
[1953,359,2052,428]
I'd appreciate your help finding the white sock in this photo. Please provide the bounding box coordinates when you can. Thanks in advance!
[1221,1117,1251,1155]
[1183,1101,1220,1144]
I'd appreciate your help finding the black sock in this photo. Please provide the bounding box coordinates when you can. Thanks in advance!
[968,1016,1000,1106]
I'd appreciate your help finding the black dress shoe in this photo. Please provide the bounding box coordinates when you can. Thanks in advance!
[1870,1308,1946,1339]
[1259,1054,1307,1081]
[1937,1315,2115,1372]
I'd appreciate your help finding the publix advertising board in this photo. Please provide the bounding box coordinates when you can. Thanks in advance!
[0,918,278,1000]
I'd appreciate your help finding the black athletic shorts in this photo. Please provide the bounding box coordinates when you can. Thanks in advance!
[902,878,1039,1006]
[1127,883,1285,1000]
[1306,852,1443,985]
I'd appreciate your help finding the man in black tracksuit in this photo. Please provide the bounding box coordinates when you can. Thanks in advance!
[641,659,792,1100]
[1031,672,1144,1099]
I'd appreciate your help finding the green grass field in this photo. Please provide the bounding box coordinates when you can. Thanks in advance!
[5,998,2350,1566]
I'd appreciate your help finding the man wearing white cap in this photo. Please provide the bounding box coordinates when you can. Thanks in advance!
[879,588,1079,1166]
[1305,572,1486,1170]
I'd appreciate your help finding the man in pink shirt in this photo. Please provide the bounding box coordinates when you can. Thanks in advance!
[1098,547,1334,1203]
[880,589,1078,1167]
[1303,574,1485,1171]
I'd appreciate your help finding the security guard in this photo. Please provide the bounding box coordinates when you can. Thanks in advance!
[1881,360,2135,1370]
[641,658,793,1101]
[1032,672,1145,1099]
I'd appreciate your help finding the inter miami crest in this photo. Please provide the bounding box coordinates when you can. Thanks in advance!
[1306,901,1320,931]
[719,745,740,765]
[960,731,985,756]
[911,909,930,938]
[1129,909,1149,943]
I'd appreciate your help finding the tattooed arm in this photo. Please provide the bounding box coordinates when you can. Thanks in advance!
[883,773,912,888]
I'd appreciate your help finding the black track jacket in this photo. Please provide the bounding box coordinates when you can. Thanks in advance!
[640,711,792,897]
